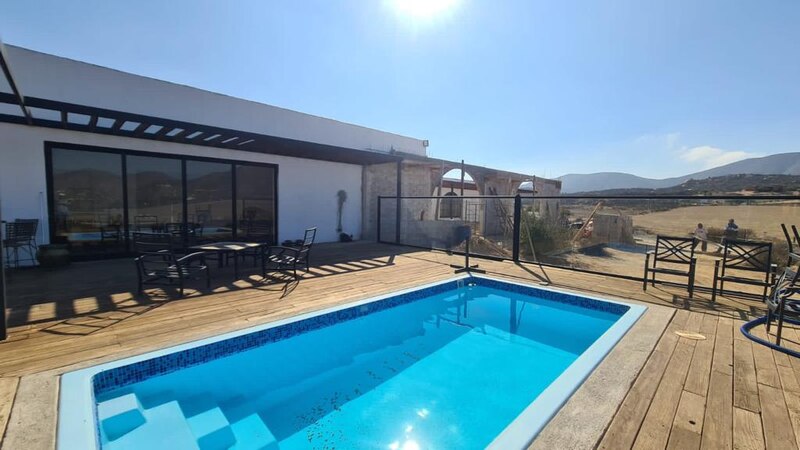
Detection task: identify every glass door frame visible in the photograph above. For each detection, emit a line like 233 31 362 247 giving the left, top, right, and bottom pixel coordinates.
44 141 279 259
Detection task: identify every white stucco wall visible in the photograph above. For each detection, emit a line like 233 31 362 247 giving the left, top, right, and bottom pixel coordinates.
0 123 362 246
4 45 427 157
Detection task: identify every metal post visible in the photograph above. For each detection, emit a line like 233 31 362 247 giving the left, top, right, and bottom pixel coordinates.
0 196 7 341
395 160 402 244
460 159 465 196
512 194 521 262
376 196 382 243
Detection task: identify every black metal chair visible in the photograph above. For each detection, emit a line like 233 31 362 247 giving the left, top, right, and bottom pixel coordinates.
2 219 39 268
133 232 210 297
711 239 776 302
782 223 800 267
764 267 800 345
643 235 698 298
262 227 316 280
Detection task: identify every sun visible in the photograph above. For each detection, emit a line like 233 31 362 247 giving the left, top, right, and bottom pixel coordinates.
392 0 458 18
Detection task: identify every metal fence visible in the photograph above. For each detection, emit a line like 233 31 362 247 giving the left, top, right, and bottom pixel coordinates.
378 194 800 296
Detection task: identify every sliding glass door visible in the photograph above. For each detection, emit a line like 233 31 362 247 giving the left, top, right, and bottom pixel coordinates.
126 155 183 234
186 160 234 243
49 148 126 256
236 165 276 243
46 144 277 259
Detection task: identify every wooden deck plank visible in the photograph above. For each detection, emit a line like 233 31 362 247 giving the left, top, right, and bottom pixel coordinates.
700 317 734 450
632 327 697 450
733 407 765 450
758 382 798 450
597 310 690 450
684 313 719 396
749 326 782 389
666 390 706 450
733 336 761 413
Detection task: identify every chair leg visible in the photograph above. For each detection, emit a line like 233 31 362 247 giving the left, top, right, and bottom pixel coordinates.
776 302 786 346
711 261 720 303
766 310 773 333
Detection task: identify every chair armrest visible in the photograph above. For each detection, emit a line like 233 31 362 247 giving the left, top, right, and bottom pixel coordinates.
646 250 655 255
266 245 301 257
177 252 207 264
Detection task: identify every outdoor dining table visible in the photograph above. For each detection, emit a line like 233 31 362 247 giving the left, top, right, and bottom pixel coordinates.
188 241 263 280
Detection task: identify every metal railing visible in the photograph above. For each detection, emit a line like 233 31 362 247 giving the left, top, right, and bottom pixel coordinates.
378 194 800 296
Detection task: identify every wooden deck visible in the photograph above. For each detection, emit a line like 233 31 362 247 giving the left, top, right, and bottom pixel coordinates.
1 241 798 449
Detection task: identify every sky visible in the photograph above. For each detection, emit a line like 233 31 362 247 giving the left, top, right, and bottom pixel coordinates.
1 0 799 179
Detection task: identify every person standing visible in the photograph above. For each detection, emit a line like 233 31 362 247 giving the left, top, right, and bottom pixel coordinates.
693 223 708 252
724 218 739 242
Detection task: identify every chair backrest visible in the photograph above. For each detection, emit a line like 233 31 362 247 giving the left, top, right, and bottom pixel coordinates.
653 235 696 265
302 227 317 249
782 224 794 254
721 239 773 273
4 219 38 242
295 227 317 262
132 232 177 256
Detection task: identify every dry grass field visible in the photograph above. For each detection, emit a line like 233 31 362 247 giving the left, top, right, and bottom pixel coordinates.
630 203 800 241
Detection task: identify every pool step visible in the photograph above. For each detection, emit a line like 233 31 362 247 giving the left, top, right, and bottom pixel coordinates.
97 393 146 440
186 406 236 450
230 413 279 450
105 400 198 450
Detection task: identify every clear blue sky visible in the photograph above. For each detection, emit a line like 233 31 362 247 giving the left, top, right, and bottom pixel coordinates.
2 0 799 179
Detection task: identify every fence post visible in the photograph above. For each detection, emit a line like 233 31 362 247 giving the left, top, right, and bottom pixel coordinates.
512 194 522 262
395 160 402 244
0 196 6 341
376 196 382 243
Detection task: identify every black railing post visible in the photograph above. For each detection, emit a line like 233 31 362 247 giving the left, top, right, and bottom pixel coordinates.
512 194 522 262
395 160 402 244
376 196 382 243
0 199 6 341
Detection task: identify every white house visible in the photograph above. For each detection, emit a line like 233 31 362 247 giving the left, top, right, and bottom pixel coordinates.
0 44 559 263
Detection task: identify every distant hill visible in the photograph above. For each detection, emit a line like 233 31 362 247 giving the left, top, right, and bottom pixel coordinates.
558 152 800 193
574 174 800 196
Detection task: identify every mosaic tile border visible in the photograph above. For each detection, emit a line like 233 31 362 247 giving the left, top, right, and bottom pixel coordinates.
93 276 629 396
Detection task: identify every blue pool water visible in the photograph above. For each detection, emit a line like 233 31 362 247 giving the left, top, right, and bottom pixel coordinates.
60 277 643 450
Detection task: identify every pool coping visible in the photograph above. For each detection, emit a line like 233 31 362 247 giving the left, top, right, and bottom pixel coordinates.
57 274 646 450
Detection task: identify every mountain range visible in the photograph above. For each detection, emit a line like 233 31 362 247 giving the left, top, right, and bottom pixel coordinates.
557 152 800 193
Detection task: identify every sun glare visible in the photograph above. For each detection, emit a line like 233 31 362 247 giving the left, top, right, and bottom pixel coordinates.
393 0 458 18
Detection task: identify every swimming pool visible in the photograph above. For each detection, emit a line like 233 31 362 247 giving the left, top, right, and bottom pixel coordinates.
59 275 645 449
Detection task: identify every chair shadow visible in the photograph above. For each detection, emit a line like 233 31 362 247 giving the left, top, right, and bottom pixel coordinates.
3 243 412 333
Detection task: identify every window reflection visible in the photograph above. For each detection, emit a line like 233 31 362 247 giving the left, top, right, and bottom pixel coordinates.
186 161 233 242
236 165 276 244
51 148 125 256
126 155 183 236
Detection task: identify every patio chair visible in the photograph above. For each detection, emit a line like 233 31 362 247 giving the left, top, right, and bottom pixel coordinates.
643 235 698 298
782 223 800 267
133 232 210 297
764 267 800 345
711 239 776 302
262 227 316 280
3 219 39 268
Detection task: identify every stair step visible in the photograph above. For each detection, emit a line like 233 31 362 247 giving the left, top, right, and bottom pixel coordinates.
186 407 236 450
230 414 279 450
104 400 198 450
97 393 146 441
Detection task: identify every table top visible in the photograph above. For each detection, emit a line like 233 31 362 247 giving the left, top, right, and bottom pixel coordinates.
189 242 263 252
